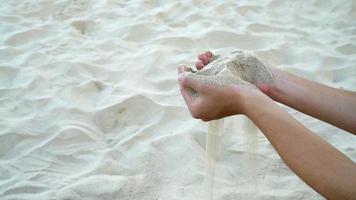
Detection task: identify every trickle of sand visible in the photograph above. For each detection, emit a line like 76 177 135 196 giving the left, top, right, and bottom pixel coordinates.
205 119 224 200
242 116 260 196
204 117 259 200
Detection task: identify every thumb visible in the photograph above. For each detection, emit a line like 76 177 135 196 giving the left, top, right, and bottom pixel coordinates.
178 72 204 92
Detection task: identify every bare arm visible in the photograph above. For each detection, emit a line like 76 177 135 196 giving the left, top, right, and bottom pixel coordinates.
179 51 356 199
245 94 356 200
261 68 356 134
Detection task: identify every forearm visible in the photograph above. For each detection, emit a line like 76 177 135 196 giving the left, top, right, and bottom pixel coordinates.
244 96 356 199
267 68 356 134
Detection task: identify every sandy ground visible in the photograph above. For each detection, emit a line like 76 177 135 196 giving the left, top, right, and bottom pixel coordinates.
0 0 356 199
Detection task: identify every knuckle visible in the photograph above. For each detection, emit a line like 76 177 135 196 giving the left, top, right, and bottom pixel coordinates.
191 113 200 119
191 111 201 119
201 118 209 122
191 108 203 119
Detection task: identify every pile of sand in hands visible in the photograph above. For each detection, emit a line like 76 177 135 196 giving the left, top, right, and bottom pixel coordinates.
179 51 274 98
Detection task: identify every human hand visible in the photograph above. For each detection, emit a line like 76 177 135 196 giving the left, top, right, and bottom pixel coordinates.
178 51 269 121
198 51 277 90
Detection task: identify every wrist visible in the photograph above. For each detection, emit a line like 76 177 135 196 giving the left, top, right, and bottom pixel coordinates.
242 90 276 118
261 67 285 100
233 85 274 116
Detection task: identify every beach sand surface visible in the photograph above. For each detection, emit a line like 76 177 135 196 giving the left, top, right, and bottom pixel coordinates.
0 0 356 199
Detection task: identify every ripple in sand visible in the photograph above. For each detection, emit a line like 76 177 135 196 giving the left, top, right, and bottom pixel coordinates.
201 31 278 50
335 43 356 55
93 95 163 135
5 28 49 47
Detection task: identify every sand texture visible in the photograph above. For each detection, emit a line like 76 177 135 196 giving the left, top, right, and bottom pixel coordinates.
205 119 225 200
1 0 356 200
180 51 273 99
182 51 273 87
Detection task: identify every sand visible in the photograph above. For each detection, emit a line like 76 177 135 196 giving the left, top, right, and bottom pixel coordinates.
205 117 259 200
179 51 273 99
196 52 270 200
1 0 356 200
205 119 225 200
182 51 273 86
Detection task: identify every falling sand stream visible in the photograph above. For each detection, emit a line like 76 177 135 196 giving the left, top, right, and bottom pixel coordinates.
205 119 224 200
205 117 258 200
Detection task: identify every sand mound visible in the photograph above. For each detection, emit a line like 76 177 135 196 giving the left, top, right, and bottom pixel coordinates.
179 51 273 99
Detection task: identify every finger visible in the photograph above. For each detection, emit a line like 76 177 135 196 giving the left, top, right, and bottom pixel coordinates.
179 84 194 110
196 60 204 70
178 74 202 117
205 51 213 58
198 53 209 64
200 54 209 65
178 73 203 92
198 53 205 60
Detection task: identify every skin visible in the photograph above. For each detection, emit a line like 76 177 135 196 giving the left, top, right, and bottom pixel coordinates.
178 51 356 200
258 67 356 134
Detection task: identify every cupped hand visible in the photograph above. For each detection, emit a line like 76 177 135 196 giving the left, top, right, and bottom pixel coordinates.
195 51 275 94
178 51 267 121
178 73 247 121
178 51 274 121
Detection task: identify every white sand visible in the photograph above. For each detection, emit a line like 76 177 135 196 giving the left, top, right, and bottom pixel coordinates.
205 119 224 200
181 51 273 88
1 0 356 199
179 51 274 101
